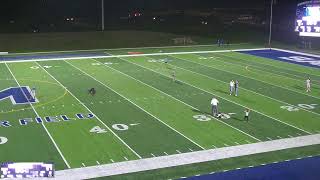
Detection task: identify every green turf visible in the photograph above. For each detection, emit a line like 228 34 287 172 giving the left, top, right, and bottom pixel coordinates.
68 58 256 148
0 46 319 178
102 144 320 180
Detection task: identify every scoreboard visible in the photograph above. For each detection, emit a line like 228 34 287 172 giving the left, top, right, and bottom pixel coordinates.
1 162 54 178
295 1 320 37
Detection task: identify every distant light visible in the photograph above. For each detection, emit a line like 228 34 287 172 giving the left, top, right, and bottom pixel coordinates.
66 18 70 21
70 17 74 21
201 21 208 25
153 17 156 20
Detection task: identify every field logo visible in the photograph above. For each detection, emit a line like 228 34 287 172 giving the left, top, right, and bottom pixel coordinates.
0 86 38 105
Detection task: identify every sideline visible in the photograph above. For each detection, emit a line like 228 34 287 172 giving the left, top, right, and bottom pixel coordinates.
6 43 250 55
51 134 320 180
0 48 268 64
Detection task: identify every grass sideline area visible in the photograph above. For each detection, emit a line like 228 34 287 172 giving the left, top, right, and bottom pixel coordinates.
100 145 320 180
0 46 319 179
0 31 219 53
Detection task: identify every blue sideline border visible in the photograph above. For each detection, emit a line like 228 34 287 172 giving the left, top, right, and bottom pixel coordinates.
238 49 320 68
188 156 320 180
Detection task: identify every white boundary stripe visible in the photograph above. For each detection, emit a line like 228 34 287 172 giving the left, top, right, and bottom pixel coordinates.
273 48 320 59
220 51 320 78
171 54 320 117
215 52 320 87
65 60 205 150
52 134 320 179
35 62 142 159
192 54 320 100
206 54 320 88
0 52 8 55
6 43 250 55
4 63 71 168
0 48 269 64
130 55 311 135
159 60 312 135
106 57 261 142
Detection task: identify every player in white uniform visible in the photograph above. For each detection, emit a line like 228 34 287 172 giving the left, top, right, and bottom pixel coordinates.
31 87 36 100
229 80 235 95
211 97 219 117
306 78 311 92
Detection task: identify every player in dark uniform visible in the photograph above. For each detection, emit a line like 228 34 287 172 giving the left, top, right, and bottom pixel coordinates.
88 88 96 96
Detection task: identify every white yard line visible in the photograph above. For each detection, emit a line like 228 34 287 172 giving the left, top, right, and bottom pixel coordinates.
7 43 250 55
64 60 205 150
53 134 320 179
273 48 320 59
0 48 269 64
125 56 311 135
216 52 320 78
95 58 261 142
4 63 71 168
171 54 320 117
192 54 320 100
35 62 142 159
161 59 314 134
203 54 320 88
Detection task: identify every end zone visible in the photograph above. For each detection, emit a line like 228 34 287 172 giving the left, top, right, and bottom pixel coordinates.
237 49 320 68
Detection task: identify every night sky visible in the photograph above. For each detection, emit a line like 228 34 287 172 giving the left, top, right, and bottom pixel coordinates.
0 0 304 21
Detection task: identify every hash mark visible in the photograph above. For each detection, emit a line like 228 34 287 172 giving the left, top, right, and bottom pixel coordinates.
212 145 217 148
124 157 128 161
277 136 282 139
189 148 193 152
96 161 100 165
234 142 240 145
164 152 169 155
288 135 293 138
245 140 251 143
110 159 114 163
151 153 155 157
224 144 229 147
176 150 182 154
297 133 302 136
267 137 272 140
81 163 86 167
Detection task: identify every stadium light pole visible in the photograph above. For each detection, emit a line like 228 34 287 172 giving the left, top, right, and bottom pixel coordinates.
101 0 105 31
268 0 274 48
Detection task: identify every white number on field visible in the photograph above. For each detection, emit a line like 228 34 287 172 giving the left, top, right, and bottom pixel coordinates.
112 124 129 131
90 126 107 134
30 65 53 69
281 104 317 111
193 115 211 121
90 123 139 134
0 137 8 145
91 62 116 66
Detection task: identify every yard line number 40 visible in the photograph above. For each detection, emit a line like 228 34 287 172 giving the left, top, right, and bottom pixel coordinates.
90 123 139 134
0 136 8 145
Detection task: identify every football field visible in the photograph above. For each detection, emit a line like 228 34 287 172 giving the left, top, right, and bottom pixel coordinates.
0 46 320 177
